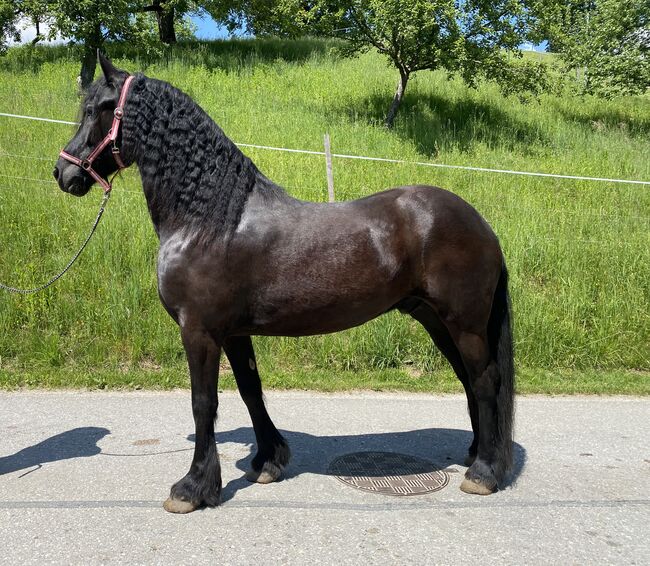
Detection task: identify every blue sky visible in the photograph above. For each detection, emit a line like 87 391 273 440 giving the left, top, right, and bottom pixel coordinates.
192 13 230 40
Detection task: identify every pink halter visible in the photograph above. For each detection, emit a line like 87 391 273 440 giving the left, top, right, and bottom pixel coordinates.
59 74 135 193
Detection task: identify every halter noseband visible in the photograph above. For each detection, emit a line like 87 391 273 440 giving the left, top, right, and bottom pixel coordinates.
59 74 135 193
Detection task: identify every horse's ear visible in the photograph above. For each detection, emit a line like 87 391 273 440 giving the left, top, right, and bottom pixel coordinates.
97 50 122 85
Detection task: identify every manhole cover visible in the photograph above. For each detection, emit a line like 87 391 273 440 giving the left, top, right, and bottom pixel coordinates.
328 451 449 496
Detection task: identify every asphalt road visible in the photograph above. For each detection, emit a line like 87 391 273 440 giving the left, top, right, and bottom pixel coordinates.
1 391 648 565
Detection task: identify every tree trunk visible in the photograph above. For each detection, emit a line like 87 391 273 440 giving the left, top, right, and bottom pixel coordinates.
79 24 102 90
80 47 97 90
143 1 177 44
384 69 409 128
31 18 41 45
145 0 177 44
158 4 177 44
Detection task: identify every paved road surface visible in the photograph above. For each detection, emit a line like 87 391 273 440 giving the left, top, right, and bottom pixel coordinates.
1 391 648 565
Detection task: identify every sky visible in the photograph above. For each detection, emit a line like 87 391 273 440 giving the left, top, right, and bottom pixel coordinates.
192 13 232 40
10 13 545 51
8 13 228 45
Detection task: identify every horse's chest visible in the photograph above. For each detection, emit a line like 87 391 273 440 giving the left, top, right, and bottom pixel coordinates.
156 235 226 310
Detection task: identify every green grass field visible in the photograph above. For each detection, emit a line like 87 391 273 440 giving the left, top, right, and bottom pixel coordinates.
0 39 648 393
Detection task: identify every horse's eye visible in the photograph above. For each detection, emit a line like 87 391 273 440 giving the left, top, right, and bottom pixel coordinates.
85 107 95 119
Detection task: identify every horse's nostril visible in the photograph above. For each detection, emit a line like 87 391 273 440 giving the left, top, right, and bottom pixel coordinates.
53 167 60 181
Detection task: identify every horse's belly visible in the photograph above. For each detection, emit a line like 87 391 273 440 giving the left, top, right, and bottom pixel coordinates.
249 302 393 336
247 276 409 336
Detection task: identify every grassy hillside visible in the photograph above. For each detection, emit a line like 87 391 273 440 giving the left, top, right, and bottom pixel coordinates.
0 40 648 392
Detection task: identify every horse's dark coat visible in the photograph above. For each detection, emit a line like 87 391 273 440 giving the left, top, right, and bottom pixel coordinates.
54 54 515 511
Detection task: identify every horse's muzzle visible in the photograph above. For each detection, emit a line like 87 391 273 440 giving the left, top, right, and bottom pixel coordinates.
54 159 92 196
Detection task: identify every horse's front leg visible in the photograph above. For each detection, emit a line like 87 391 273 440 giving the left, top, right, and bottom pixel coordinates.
224 336 290 483
164 325 222 514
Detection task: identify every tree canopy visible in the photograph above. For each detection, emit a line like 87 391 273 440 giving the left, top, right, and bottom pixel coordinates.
1 0 199 86
535 0 649 96
52 0 157 86
214 0 548 126
0 2 20 54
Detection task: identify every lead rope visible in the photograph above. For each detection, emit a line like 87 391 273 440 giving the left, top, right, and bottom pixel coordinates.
0 190 111 294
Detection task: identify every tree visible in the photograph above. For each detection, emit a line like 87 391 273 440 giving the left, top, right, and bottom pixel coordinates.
39 0 192 88
142 0 177 43
47 1 143 87
202 0 318 36
141 0 199 44
21 0 51 44
214 1 547 127
535 0 649 96
335 1 469 127
2 0 199 86
0 1 20 54
0 0 51 52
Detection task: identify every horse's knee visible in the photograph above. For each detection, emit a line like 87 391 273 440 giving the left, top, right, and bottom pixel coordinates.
191 394 218 420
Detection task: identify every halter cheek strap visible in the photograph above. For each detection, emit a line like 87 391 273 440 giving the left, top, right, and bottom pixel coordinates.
59 74 135 193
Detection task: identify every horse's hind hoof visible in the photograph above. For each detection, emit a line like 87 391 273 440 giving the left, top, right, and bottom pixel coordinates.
245 461 283 484
163 497 198 514
461 458 497 495
460 478 495 495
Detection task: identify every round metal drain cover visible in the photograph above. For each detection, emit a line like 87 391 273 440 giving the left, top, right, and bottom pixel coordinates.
328 451 449 496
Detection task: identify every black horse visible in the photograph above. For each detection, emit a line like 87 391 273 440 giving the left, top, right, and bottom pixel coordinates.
54 54 515 513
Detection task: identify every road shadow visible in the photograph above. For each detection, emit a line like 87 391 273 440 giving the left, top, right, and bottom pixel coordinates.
206 427 527 503
0 427 110 477
334 91 547 157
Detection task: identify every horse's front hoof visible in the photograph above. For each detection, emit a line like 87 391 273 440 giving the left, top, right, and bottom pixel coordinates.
165 467 222 513
459 478 495 495
163 497 198 514
245 461 283 484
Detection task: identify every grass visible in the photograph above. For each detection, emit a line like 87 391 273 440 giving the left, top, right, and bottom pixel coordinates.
0 364 647 395
0 39 648 393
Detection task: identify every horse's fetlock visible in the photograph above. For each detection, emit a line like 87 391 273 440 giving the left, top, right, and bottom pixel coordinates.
170 467 223 509
249 435 291 484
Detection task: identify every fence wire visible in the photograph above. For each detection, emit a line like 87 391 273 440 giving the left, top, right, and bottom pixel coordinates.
1 111 649 186
1 111 648 250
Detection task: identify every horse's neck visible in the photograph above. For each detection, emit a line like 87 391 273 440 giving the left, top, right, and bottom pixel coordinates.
125 79 260 239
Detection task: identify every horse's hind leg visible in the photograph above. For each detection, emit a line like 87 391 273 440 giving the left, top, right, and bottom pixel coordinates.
452 329 504 495
403 300 479 465
164 325 222 514
224 336 290 483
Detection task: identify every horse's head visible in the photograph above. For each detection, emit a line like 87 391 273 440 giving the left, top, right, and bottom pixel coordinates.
53 52 130 196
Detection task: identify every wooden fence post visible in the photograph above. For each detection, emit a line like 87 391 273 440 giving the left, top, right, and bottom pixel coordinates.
324 133 335 202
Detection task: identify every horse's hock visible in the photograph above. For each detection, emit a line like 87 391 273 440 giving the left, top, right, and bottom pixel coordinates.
328 451 450 496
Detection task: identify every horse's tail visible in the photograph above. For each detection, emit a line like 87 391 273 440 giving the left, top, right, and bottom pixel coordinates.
487 261 515 484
